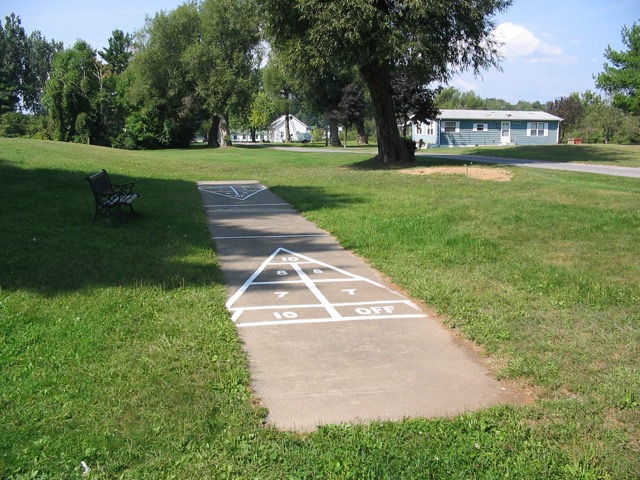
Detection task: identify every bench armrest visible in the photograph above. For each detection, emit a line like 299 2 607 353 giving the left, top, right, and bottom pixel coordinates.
112 182 135 194
94 191 121 202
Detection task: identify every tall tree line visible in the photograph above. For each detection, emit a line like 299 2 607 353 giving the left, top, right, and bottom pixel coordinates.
1 5 639 152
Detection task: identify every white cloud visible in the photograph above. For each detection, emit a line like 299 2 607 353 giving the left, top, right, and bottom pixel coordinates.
493 22 564 62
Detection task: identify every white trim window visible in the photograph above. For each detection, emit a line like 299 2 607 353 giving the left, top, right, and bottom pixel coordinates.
527 122 548 136
443 121 460 133
425 122 435 135
473 123 489 132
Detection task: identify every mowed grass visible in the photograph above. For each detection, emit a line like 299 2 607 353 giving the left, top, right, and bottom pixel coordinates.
1 138 639 478
424 143 640 167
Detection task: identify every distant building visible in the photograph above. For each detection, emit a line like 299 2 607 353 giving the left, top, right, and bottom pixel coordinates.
412 109 563 148
268 115 311 143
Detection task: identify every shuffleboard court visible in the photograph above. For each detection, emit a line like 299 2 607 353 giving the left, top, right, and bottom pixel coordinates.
198 180 526 430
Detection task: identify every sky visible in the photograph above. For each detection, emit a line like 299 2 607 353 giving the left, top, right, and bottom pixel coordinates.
4 0 640 104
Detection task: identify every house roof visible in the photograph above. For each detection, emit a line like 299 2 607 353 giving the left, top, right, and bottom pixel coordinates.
269 114 308 130
438 109 562 122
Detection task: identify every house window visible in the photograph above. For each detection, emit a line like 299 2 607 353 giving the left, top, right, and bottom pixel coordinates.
416 123 422 135
528 122 547 136
443 121 459 133
425 122 435 135
473 123 489 132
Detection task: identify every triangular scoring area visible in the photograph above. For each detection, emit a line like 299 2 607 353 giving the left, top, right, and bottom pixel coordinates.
226 247 427 328
198 183 267 200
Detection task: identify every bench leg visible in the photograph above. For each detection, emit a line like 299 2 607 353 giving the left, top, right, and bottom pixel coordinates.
92 202 137 224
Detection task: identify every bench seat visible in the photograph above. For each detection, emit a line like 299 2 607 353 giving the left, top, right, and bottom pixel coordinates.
87 169 140 223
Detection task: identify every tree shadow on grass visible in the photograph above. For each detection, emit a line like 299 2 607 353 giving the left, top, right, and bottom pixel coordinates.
0 160 223 296
268 184 366 212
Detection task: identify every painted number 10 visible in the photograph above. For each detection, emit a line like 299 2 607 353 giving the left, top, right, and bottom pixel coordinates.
273 311 298 319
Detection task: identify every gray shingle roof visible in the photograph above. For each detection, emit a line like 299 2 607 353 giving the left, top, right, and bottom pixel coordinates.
438 109 562 121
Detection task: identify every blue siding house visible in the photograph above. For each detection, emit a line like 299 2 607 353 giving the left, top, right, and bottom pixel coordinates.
412 109 563 148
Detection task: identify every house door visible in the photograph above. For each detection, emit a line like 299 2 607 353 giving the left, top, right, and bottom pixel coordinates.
501 121 511 145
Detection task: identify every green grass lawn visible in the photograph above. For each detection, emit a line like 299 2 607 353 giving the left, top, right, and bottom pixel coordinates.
424 143 640 167
1 138 639 478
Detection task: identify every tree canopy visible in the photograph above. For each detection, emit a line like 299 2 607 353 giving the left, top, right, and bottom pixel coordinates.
547 94 584 143
43 41 101 143
7 1 639 149
0 14 61 114
260 0 511 162
99 29 133 75
595 21 640 116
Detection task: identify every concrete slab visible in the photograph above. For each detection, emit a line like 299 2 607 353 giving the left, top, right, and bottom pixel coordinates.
198 181 526 431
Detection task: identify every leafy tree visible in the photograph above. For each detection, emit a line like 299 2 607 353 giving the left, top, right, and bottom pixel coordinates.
0 14 61 115
99 29 133 74
595 21 640 116
124 4 201 148
262 59 296 143
514 100 544 111
22 31 63 114
122 0 261 149
616 113 640 143
393 73 439 137
96 30 135 144
0 14 27 113
187 0 262 147
328 83 367 146
484 97 513 110
295 65 358 147
260 0 511 162
581 91 623 144
547 94 584 143
43 41 101 143
248 91 277 141
0 112 28 136
436 88 486 110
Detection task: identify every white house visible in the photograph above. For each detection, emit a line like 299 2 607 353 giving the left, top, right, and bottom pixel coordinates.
268 115 311 143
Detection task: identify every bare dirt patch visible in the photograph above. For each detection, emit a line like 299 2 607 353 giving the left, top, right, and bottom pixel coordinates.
401 166 514 181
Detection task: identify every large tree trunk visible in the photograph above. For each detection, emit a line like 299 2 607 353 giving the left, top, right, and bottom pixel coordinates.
284 113 292 143
219 113 232 147
357 118 369 145
207 114 232 147
208 116 220 147
329 119 342 147
360 63 414 163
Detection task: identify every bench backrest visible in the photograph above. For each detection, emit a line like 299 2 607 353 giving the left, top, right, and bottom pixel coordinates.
87 170 113 196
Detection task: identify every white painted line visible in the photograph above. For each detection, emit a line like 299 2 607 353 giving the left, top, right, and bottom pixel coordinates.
231 303 328 312
270 261 314 265
213 234 330 240
229 299 416 312
225 249 281 309
276 247 402 296
198 184 267 201
226 247 413 325
237 313 428 328
204 203 290 208
292 263 342 319
252 278 380 285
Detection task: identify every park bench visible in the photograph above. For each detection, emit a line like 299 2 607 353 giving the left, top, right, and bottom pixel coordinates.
86 169 139 223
